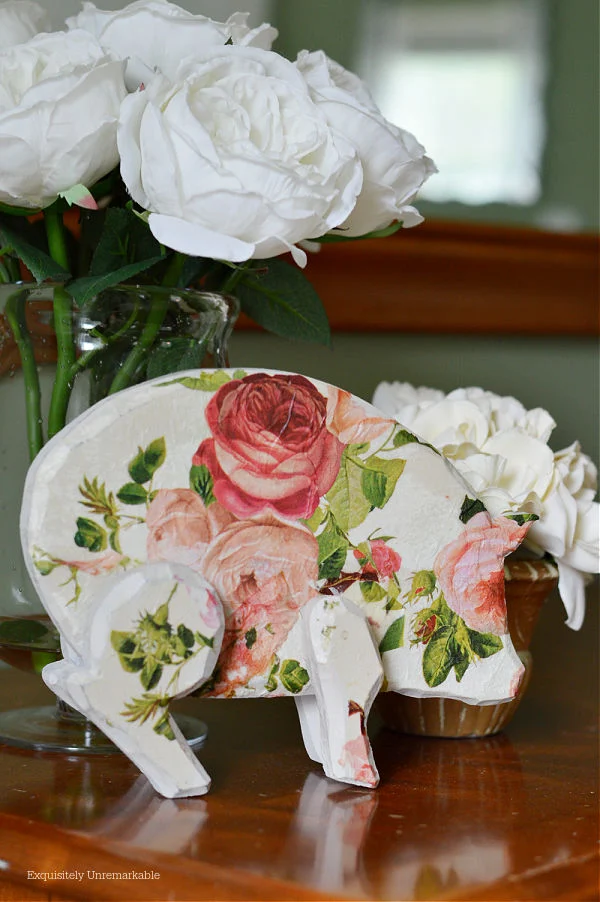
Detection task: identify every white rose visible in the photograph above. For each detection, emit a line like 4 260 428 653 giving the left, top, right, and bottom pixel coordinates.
0 1 49 50
118 46 363 266
373 380 599 629
0 30 126 209
296 50 436 236
68 0 277 90
528 442 599 629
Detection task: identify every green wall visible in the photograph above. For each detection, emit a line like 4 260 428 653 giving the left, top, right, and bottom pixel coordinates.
231 331 599 464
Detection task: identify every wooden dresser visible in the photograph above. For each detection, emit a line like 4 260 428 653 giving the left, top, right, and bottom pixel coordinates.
0 586 597 902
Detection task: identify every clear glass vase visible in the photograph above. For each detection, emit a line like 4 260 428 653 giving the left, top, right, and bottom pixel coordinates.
0 282 238 752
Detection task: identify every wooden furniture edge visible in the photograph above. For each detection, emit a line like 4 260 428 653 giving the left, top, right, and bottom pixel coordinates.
439 850 600 901
237 221 599 336
0 812 342 902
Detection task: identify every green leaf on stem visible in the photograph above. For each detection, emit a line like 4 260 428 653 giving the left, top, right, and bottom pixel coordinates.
146 336 209 380
88 207 162 275
68 257 164 306
236 258 331 345
0 220 70 282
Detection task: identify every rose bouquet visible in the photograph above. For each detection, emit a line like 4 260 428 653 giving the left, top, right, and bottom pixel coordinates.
373 382 600 630
0 0 435 461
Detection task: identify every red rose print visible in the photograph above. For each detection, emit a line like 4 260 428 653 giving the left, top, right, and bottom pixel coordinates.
434 512 530 635
193 373 344 519
354 539 401 579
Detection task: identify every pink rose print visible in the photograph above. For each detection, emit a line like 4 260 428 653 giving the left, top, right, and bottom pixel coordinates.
202 516 319 695
61 550 123 576
146 488 234 571
434 512 530 635
354 539 401 579
341 735 378 787
327 387 395 445
193 374 344 520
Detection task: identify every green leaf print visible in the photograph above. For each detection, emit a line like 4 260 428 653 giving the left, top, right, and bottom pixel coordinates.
128 437 166 484
280 659 310 694
504 512 539 526
74 517 107 553
317 518 349 580
141 660 163 691
265 656 280 692
361 455 405 508
160 370 233 392
361 469 387 508
379 617 405 654
189 464 216 506
422 625 455 688
467 629 504 658
453 641 470 683
326 449 371 532
359 581 387 603
459 495 487 524
392 429 420 447
116 482 148 505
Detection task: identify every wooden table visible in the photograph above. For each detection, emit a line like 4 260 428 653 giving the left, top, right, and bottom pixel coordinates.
0 587 597 902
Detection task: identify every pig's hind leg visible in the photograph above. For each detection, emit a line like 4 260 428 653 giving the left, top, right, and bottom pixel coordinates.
300 595 384 788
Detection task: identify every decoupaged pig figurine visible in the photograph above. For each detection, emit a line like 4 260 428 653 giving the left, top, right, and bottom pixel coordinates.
21 370 530 797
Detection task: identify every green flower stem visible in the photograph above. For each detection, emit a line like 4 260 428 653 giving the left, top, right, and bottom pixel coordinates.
44 205 76 439
4 288 44 459
67 295 142 381
44 203 69 272
162 251 186 288
47 283 76 439
107 290 169 395
221 263 249 294
106 252 184 397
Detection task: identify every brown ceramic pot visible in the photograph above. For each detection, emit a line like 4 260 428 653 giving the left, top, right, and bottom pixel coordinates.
377 558 559 738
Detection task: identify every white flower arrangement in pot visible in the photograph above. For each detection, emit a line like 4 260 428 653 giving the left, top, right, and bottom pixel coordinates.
373 383 599 629
372 382 599 737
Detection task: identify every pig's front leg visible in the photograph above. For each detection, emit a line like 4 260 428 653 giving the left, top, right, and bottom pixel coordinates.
300 595 384 788
42 562 224 799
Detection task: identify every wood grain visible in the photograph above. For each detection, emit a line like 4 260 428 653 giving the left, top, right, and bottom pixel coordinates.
0 584 597 901
294 221 600 335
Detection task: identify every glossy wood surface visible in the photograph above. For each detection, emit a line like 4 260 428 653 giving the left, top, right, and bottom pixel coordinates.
0 586 597 902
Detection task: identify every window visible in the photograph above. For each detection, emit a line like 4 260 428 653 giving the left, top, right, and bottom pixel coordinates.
358 0 547 206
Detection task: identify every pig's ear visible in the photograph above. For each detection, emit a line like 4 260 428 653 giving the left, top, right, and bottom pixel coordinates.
42 562 224 798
